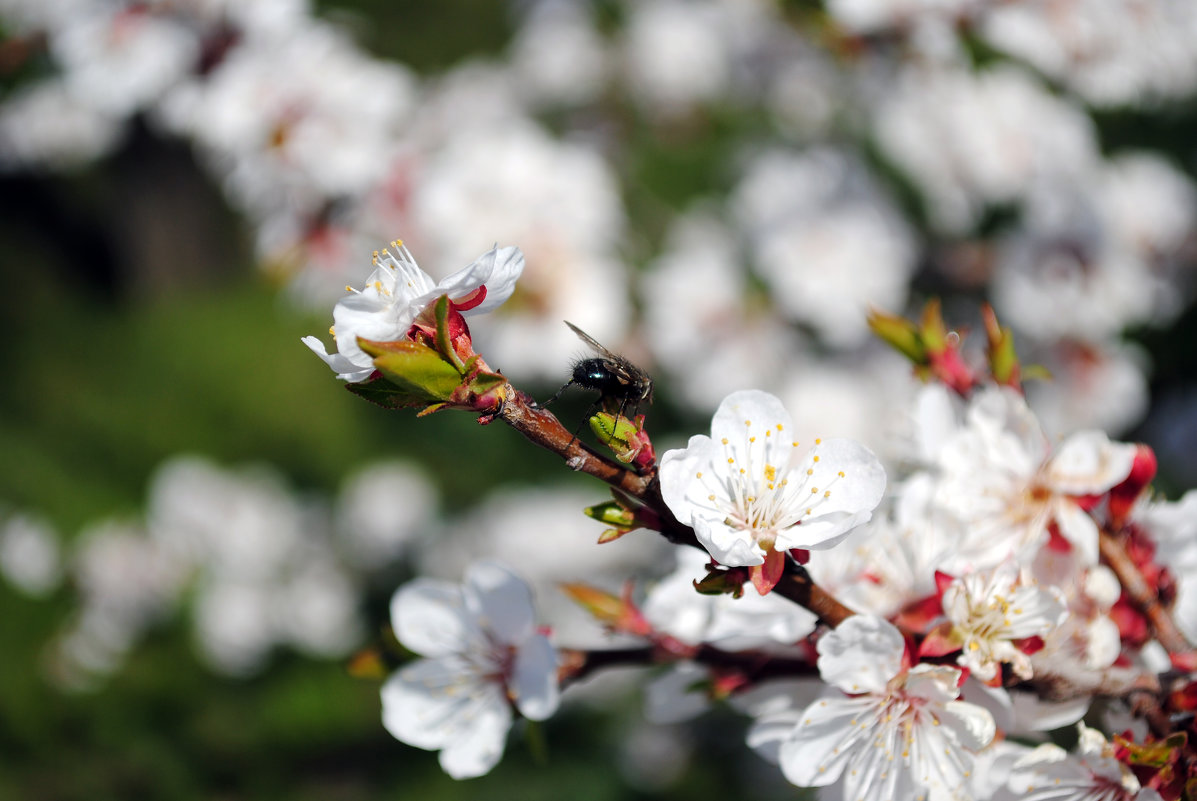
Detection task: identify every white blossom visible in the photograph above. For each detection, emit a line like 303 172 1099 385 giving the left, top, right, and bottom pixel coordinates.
979 0 1197 107
940 562 1068 682
806 473 961 619
50 5 199 117
932 387 1136 570
874 64 1097 233
731 147 915 348
641 209 802 413
381 561 559 779
1009 723 1164 801
0 80 124 170
659 390 886 588
335 461 437 568
748 615 996 801
301 241 524 382
0 511 62 596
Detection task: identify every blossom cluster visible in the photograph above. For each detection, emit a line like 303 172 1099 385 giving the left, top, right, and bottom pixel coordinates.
284 238 1196 801
4 0 1197 796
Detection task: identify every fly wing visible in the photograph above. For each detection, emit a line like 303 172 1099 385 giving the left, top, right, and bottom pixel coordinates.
563 320 620 361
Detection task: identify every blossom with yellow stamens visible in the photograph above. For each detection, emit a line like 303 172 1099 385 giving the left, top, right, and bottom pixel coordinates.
302 240 524 382
659 389 886 594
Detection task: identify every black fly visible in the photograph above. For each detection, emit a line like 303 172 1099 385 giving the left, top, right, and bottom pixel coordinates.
545 321 653 420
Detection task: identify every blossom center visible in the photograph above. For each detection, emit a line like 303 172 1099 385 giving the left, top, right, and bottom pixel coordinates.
693 423 845 550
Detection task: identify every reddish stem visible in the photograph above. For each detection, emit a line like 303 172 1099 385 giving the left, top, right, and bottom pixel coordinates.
1099 525 1192 655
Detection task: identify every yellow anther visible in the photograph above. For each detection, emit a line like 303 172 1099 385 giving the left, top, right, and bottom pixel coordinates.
708 494 715 501
807 468 814 476
749 436 756 443
745 419 752 426
811 487 819 494
815 438 822 444
764 465 777 482
824 491 830 498
328 326 335 336
813 455 820 463
696 471 703 478
727 458 734 464
721 438 729 445
838 471 845 478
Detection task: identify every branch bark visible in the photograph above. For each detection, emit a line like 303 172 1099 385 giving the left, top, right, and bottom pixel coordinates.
1099 526 1192 655
498 387 651 498
557 644 818 688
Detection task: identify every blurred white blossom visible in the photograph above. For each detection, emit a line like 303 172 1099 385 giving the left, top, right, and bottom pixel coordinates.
0 511 62 596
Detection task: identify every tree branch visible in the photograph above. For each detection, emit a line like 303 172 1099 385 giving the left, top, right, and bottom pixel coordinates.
498 387 651 498
1099 525 1192 655
557 644 818 688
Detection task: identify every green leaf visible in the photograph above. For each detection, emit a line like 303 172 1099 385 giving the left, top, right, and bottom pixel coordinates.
867 307 926 362
358 338 461 401
345 374 427 410
584 500 634 528
467 370 506 396
433 295 465 372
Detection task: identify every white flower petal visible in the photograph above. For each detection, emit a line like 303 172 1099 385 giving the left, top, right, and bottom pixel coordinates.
1053 500 1100 566
1009 691 1091 734
817 615 904 695
777 694 874 787
511 634 559 721
390 578 471 657
941 700 997 752
776 438 886 550
1047 430 1136 494
645 662 715 724
463 561 536 645
710 389 795 442
659 434 717 527
300 336 374 382
693 517 765 566
436 689 513 779
381 656 485 749
903 664 965 706
436 245 525 314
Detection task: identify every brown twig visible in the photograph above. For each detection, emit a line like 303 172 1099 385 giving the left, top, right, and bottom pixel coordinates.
774 567 857 628
557 644 817 688
498 387 651 498
1099 526 1192 655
